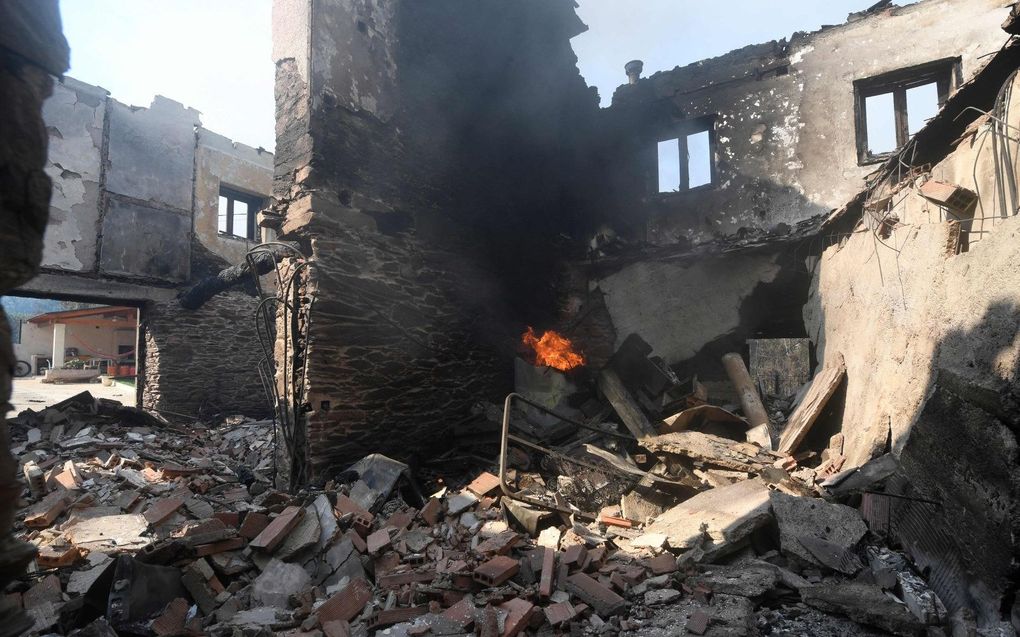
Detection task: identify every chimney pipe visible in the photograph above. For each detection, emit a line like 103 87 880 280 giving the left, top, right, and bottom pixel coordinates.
625 60 644 85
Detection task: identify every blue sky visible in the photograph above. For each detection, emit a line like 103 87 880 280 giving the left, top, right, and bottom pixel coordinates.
59 0 896 152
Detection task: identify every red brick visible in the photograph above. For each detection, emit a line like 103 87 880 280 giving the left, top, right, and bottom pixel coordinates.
586 546 607 570
213 511 241 527
497 598 534 637
345 529 367 553
193 536 246 556
539 547 555 599
442 596 476 629
384 509 414 530
474 530 520 557
376 569 435 588
36 544 79 568
24 490 71 528
238 511 270 540
143 497 186 525
335 494 372 521
151 597 189 636
544 601 576 626
600 514 633 529
473 555 519 587
565 572 626 616
687 609 710 635
366 529 391 554
419 497 442 525
367 606 426 630
562 544 587 570
316 577 372 624
352 514 372 538
249 506 304 552
643 552 677 575
466 472 501 497
609 572 627 593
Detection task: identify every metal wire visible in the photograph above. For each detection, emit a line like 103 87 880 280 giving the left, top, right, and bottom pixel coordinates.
245 242 317 492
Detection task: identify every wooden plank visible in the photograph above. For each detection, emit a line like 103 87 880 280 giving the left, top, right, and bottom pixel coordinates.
597 368 656 439
778 354 846 455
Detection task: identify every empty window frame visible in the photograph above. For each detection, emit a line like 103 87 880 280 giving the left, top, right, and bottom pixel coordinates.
854 58 959 164
217 186 263 240
656 117 716 193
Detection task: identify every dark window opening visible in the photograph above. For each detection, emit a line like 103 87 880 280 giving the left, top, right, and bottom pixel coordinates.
656 116 716 193
217 186 264 240
854 58 959 164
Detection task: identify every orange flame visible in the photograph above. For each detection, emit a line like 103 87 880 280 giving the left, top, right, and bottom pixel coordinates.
522 327 586 371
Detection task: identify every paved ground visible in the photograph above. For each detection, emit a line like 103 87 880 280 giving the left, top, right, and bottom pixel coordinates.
9 377 136 413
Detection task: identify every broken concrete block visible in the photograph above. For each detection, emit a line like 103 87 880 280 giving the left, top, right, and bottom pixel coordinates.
252 558 312 608
769 491 866 570
646 479 772 558
66 514 149 552
801 582 926 636
644 588 681 605
686 563 779 598
275 505 321 560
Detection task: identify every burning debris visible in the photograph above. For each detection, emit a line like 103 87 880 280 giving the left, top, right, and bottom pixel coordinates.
521 328 586 372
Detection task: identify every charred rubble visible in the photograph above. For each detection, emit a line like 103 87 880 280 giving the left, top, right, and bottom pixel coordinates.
3 0 1020 636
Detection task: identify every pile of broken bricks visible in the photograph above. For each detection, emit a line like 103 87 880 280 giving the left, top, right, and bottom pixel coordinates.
5 389 972 636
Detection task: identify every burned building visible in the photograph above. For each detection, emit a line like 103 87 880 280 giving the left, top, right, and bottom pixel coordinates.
2 0 1020 635
12 77 276 419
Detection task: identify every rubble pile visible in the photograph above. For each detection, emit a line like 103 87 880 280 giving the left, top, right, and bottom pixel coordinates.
5 334 977 637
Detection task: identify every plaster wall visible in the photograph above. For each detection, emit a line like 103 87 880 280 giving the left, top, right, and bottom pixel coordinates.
40 78 106 272
604 0 1010 247
597 252 781 363
194 128 275 264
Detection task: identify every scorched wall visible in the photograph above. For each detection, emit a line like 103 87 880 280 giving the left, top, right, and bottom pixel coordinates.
272 0 599 480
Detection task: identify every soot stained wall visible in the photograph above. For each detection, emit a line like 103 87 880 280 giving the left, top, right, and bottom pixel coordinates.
273 0 599 478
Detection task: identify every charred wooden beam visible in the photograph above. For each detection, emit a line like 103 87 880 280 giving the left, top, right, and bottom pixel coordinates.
178 247 287 310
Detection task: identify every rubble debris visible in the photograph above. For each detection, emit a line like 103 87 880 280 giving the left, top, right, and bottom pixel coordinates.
801 582 927 636
769 491 867 572
5 388 968 637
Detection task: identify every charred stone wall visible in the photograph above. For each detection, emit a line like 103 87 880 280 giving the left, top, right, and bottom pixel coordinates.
141 290 268 420
272 0 599 478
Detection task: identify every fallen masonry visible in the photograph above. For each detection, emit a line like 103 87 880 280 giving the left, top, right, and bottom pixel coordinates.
4 387 970 637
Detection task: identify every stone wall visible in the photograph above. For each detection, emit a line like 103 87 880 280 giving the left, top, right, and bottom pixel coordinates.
272 0 599 479
142 290 268 419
